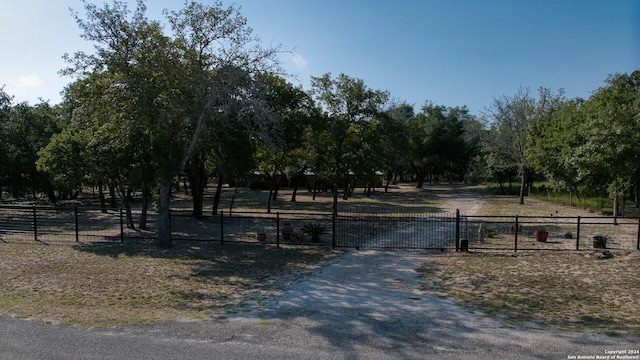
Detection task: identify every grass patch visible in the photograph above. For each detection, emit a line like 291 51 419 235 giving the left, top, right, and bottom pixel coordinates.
487 181 639 217
418 251 640 335
0 241 338 327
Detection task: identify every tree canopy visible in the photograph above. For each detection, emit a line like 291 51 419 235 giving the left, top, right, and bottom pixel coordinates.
2 1 638 245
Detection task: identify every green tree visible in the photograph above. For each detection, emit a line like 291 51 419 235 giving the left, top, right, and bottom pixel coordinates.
310 73 389 209
526 89 585 196
484 88 535 204
379 102 412 191
2 100 63 200
61 0 282 246
253 74 315 212
461 114 486 183
406 103 469 188
60 0 183 227
572 71 640 215
0 86 14 199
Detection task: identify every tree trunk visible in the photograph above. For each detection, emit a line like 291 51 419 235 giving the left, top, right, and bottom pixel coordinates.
229 183 239 215
272 182 279 200
139 184 150 230
343 174 358 200
290 167 306 202
413 164 427 188
384 167 396 193
98 182 107 213
212 173 224 216
267 167 281 213
157 179 172 248
115 179 135 229
519 171 526 205
188 155 207 219
312 176 318 200
123 198 135 229
365 185 373 196
109 182 117 208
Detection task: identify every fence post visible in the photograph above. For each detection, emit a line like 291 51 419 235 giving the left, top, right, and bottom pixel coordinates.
75 206 79 242
514 215 519 253
276 212 280 248
332 212 336 250
455 209 460 252
33 205 38 242
576 216 581 251
220 210 224 246
119 208 124 243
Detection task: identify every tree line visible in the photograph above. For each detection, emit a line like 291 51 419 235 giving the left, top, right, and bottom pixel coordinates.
1 0 638 246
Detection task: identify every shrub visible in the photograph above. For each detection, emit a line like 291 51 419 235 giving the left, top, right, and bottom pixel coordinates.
485 228 498 238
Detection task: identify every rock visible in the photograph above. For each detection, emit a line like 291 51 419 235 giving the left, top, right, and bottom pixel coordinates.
586 249 614 260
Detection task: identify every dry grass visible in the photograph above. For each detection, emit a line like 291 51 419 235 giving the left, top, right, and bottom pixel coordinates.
203 185 442 214
418 193 640 336
419 251 640 335
0 241 338 327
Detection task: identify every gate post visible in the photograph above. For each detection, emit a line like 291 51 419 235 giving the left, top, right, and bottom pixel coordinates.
576 216 581 251
220 211 224 246
332 212 336 250
514 215 519 253
119 208 124 243
276 212 280 248
33 205 38 242
455 209 460 252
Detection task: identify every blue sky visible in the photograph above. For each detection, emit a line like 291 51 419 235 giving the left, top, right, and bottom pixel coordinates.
1 0 638 115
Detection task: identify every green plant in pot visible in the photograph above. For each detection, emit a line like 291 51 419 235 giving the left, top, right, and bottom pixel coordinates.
301 223 328 243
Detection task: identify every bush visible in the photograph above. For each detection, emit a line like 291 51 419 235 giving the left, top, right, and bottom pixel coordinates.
485 228 498 238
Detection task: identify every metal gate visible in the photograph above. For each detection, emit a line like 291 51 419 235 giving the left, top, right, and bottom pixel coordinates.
334 211 466 251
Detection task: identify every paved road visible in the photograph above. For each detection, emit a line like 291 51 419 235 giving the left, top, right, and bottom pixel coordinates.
1 250 637 360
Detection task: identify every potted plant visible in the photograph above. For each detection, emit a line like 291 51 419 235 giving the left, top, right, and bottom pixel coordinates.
535 229 548 242
301 223 328 243
593 235 607 249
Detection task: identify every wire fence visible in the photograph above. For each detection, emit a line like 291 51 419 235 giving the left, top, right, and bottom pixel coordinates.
334 212 461 251
1 205 639 252
465 215 640 252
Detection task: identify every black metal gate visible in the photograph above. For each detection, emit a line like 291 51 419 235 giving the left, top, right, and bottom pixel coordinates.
334 211 466 251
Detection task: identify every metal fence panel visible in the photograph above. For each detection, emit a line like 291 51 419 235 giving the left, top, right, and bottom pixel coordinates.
334 212 459 251
0 205 638 252
0 205 36 243
466 215 640 251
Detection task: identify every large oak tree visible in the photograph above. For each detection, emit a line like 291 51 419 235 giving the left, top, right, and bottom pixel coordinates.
59 0 283 247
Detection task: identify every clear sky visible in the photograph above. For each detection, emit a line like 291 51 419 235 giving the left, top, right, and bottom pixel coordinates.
1 0 638 115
